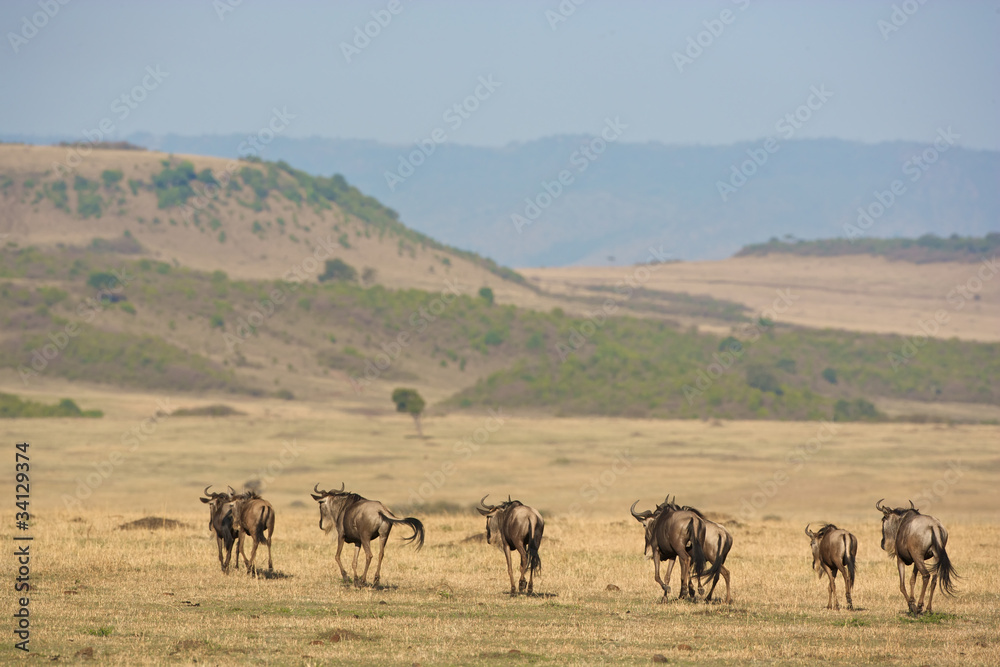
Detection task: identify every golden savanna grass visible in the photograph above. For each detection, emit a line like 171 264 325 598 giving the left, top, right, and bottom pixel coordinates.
521 255 1000 342
2 400 998 665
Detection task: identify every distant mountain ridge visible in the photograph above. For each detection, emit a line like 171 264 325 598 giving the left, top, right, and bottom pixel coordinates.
5 133 999 267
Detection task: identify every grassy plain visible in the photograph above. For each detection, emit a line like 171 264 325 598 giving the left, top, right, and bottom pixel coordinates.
2 397 998 665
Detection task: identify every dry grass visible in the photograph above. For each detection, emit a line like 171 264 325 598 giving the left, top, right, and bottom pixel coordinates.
2 402 998 664
521 255 1000 342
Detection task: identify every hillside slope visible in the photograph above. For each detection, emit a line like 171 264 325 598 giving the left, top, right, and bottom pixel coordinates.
120 134 1000 266
0 143 532 302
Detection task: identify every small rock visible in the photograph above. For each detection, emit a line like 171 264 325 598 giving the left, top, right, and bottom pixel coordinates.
606 584 621 591
508 649 521 655
677 644 693 651
652 654 668 663
309 640 324 645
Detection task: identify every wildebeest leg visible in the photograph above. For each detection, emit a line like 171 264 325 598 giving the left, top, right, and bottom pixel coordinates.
503 546 517 596
372 530 390 586
826 566 839 610
677 553 691 600
705 566 725 603
926 573 938 614
913 557 932 614
265 524 273 571
351 545 362 587
237 531 250 573
659 557 674 598
359 538 375 586
217 536 228 573
898 560 916 613
837 561 853 611
334 537 349 583
515 543 529 593
246 536 260 576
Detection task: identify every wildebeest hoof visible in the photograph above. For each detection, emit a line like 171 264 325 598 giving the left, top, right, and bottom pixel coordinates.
519 580 527 592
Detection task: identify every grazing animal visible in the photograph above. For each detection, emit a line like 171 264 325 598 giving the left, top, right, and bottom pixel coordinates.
231 489 276 575
630 498 712 601
877 499 958 614
311 483 424 587
477 495 544 595
804 523 858 610
667 499 733 604
199 486 238 573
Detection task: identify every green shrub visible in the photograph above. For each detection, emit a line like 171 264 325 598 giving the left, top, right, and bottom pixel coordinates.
318 258 357 283
101 169 124 188
822 367 838 384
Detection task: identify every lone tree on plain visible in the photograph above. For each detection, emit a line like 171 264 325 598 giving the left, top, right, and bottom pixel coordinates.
392 388 425 437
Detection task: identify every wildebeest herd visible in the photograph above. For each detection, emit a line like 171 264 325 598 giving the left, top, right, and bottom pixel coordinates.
198 485 958 615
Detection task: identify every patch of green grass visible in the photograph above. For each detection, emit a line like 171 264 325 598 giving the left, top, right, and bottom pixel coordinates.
85 626 115 637
833 617 869 627
900 611 959 624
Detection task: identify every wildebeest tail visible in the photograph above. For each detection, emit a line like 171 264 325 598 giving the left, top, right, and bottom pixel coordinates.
380 512 425 551
844 533 857 587
527 517 543 576
256 505 273 545
687 519 708 577
930 526 958 596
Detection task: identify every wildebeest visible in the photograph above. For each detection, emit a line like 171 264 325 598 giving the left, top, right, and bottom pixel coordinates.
231 489 276 575
804 523 857 610
667 499 733 604
630 498 713 601
311 483 424 587
199 486 238 573
876 499 958 614
477 495 544 596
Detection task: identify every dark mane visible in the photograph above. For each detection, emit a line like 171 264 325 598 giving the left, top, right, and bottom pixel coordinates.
681 505 706 519
332 491 366 503
814 523 839 538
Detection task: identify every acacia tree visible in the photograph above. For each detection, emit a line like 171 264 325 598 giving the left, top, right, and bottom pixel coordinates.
392 388 426 437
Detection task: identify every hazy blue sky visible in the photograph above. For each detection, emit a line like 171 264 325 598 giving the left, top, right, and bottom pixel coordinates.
1 0 998 149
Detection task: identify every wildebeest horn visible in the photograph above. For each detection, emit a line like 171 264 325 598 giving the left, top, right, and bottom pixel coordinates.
338 482 345 493
908 499 915 510
311 483 328 500
204 485 213 497
875 498 889 513
805 523 815 537
228 485 236 495
630 500 652 521
477 494 498 515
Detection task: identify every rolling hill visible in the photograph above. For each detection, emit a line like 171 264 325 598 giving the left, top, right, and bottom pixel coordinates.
106 133 1000 267
1 143 998 423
